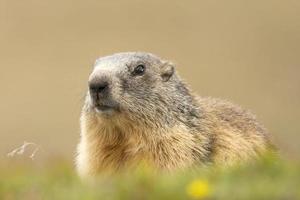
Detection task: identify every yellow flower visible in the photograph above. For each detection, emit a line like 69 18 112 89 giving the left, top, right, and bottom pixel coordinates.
186 179 211 199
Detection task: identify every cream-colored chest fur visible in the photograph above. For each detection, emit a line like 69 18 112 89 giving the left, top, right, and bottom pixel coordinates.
76 113 210 177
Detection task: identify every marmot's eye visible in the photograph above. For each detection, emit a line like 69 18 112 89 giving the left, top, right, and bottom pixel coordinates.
132 64 145 76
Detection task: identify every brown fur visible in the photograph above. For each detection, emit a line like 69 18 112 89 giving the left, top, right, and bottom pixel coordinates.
76 52 274 178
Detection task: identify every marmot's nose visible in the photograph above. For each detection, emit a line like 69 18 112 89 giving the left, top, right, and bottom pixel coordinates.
89 80 109 97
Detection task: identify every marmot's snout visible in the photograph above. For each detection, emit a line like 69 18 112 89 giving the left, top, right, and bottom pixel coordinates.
89 79 109 99
88 71 119 114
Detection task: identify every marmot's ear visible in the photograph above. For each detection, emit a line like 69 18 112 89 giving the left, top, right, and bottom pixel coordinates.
161 61 174 82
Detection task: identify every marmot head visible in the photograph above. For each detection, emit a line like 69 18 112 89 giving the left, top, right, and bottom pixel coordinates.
85 52 197 128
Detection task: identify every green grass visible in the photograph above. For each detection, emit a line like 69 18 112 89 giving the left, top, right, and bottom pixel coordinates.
1 157 300 200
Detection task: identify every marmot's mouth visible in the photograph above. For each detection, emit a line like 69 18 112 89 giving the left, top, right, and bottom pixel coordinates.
94 103 119 114
96 105 113 111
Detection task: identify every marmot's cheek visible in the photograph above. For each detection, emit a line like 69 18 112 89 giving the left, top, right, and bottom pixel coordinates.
109 85 126 102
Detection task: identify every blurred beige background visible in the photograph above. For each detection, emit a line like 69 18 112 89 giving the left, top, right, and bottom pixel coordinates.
0 0 299 162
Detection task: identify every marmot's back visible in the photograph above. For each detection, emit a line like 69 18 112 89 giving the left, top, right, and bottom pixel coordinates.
197 97 273 164
76 52 275 177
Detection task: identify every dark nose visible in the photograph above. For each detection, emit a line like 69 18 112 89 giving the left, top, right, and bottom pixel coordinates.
89 80 109 98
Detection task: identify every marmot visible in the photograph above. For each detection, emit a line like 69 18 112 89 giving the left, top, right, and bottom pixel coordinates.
76 52 274 177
